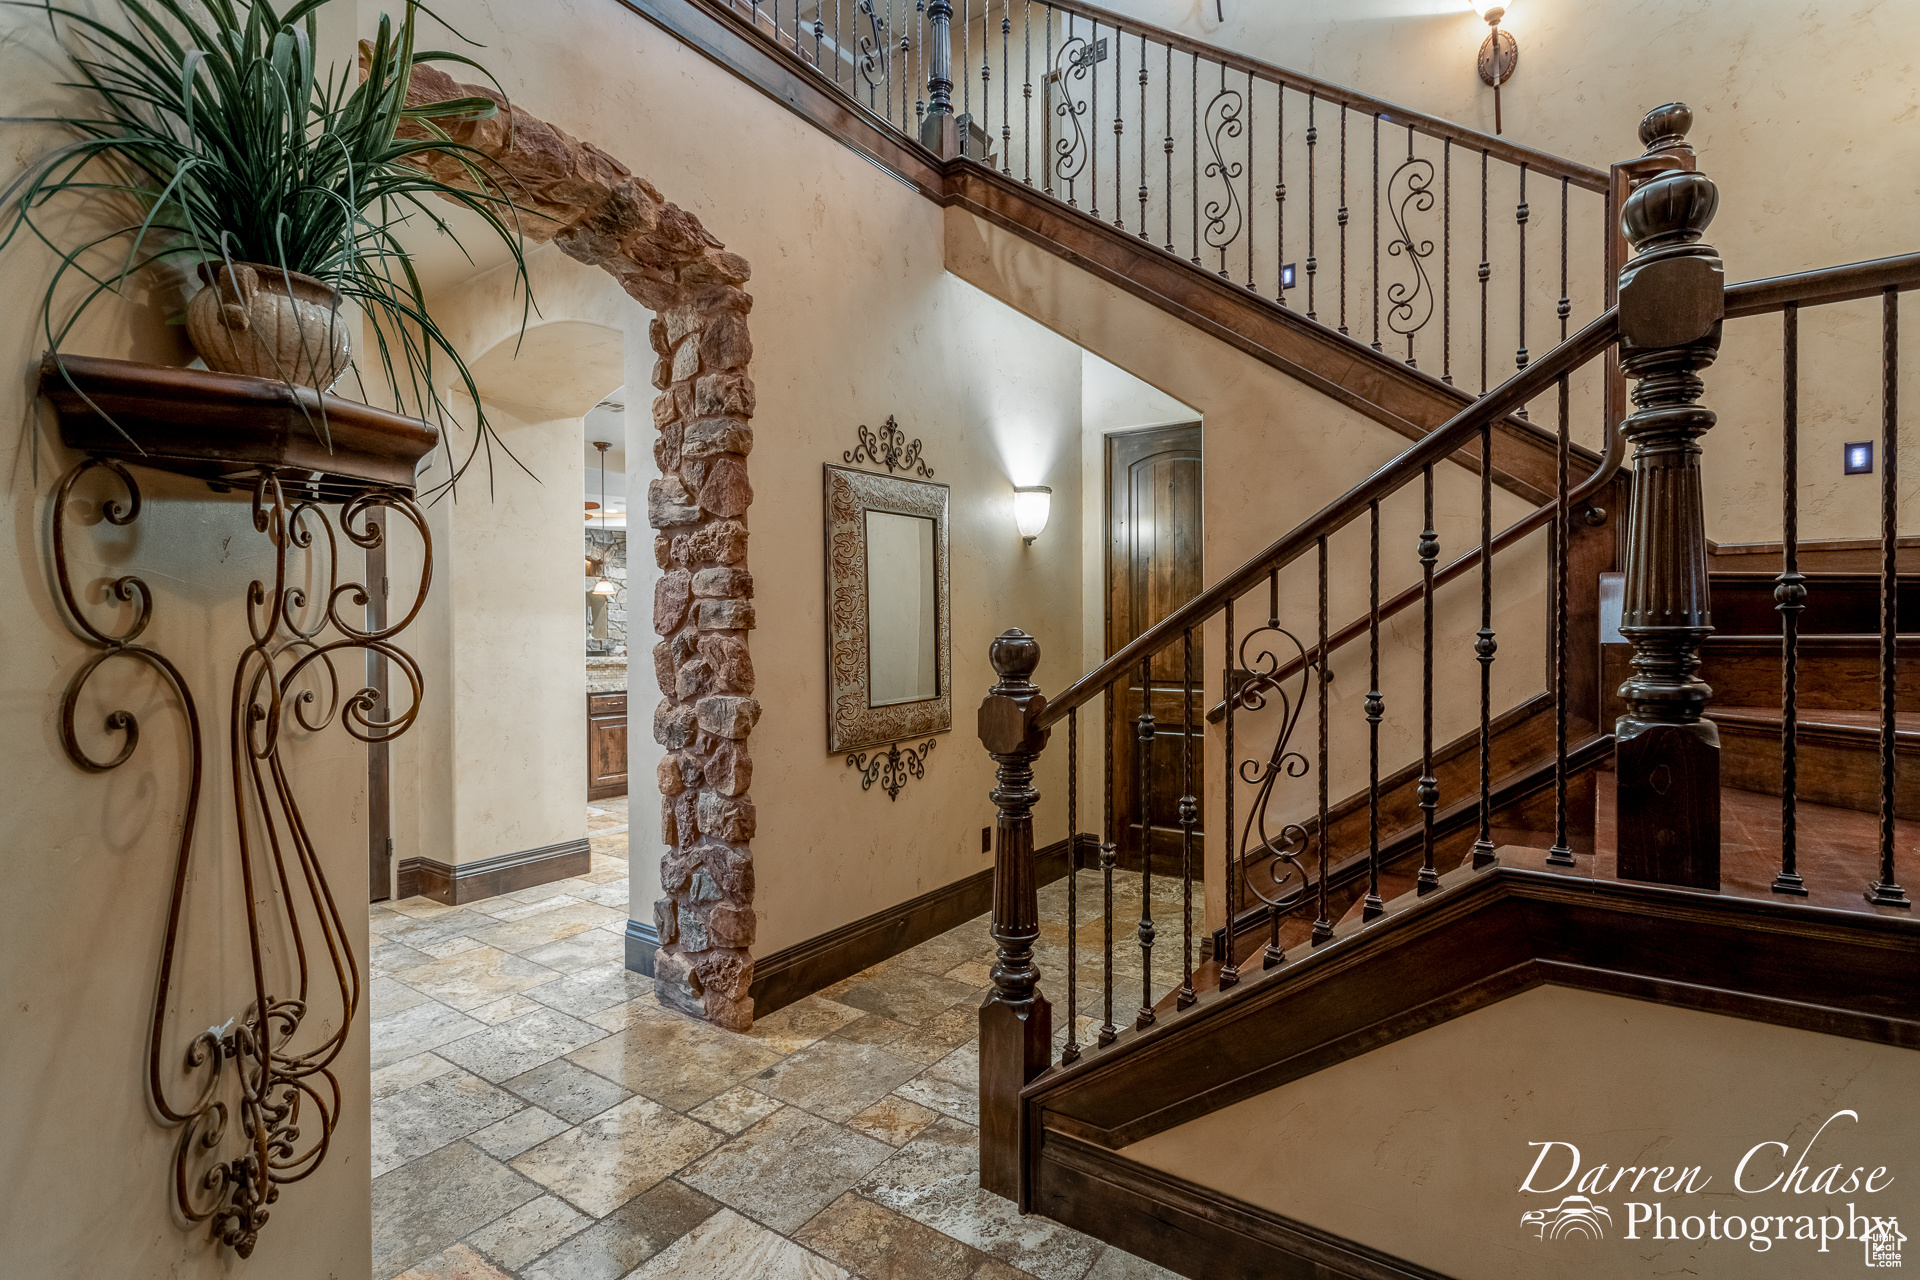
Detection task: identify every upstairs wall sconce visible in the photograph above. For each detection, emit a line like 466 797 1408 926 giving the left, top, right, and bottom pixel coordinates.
1014 485 1052 546
1473 2 1518 136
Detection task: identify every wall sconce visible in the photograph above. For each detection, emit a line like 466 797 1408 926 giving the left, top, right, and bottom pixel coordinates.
1473 2 1518 136
1014 485 1052 546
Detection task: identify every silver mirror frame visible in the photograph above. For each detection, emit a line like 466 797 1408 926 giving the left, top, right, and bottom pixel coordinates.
824 463 952 753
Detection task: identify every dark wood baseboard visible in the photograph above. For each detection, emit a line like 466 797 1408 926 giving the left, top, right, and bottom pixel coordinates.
626 919 659 978
396 838 591 906
1033 1130 1453 1280
743 836 1083 1017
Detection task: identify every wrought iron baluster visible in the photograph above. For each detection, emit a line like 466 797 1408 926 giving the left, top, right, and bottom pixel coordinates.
1245 69 1256 291
1190 52 1199 266
900 0 911 132
1135 655 1156 1028
1869 288 1911 909
1220 597 1239 989
1337 109 1348 335
1202 60 1244 279
1163 43 1173 251
1178 629 1197 1009
1306 92 1317 321
889 0 899 129
1417 465 1440 893
1050 15 1089 206
1363 501 1384 920
1442 141 1451 384
1558 176 1571 342
1042 6 1052 197
1473 419 1497 867
1773 304 1807 895
1111 27 1123 228
1370 113 1381 351
1276 87 1286 305
1137 35 1148 237
1516 163 1530 383
1261 569 1285 968
1088 17 1097 219
1313 536 1333 943
1547 372 1574 865
835 0 842 85
961 0 969 143
1001 0 1011 173
1064 707 1081 1060
1385 123 1436 369
814 4 824 72
1100 683 1117 1043
1022 0 1031 184
1479 149 1490 393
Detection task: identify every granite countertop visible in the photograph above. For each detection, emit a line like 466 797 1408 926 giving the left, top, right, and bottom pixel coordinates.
587 655 628 695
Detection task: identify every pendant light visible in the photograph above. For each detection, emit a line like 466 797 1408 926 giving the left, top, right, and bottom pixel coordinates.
590 440 617 596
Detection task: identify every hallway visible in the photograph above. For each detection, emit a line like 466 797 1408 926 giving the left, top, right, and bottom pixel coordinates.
369 801 1176 1280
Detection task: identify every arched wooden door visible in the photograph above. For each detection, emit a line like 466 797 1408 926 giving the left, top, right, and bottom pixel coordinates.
1106 423 1204 874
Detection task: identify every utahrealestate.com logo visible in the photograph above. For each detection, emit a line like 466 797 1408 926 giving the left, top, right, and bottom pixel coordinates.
1515 1110 1903 1265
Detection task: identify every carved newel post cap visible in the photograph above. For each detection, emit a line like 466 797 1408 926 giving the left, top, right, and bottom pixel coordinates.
1637 102 1694 154
1622 169 1719 254
988 628 1041 689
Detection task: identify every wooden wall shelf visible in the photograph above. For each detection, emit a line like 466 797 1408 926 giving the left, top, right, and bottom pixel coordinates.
39 353 438 497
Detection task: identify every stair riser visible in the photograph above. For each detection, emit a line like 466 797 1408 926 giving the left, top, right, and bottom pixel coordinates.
1717 720 1920 819
1697 640 1920 713
1710 575 1920 636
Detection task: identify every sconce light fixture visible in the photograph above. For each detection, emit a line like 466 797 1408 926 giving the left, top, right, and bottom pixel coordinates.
1473 2 1518 136
590 440 618 595
1014 485 1052 546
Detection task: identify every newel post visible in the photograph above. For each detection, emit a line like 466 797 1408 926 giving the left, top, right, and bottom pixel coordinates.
1613 103 1724 889
921 0 960 157
977 628 1053 1203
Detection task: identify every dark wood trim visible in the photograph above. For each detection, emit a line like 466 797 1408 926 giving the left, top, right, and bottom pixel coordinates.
626 918 659 978
1033 1129 1456 1280
396 838 591 906
1030 853 1920 1154
1709 535 1920 574
747 836 1082 1016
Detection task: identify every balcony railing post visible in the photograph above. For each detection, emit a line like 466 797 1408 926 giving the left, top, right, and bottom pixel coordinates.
977 627 1053 1203
922 0 960 156
1613 103 1724 890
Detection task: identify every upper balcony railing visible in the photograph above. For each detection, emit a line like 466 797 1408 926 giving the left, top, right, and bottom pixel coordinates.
712 0 1613 404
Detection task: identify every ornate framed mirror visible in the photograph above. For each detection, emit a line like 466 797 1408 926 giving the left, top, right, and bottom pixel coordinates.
824 464 952 753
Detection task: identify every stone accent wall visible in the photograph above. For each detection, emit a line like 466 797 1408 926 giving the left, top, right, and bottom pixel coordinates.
585 528 628 655
402 61 760 1028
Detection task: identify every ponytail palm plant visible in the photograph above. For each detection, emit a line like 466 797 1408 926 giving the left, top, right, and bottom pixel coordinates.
2 0 537 492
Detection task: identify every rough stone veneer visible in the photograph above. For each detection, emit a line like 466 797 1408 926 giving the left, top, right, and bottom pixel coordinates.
402 61 760 1028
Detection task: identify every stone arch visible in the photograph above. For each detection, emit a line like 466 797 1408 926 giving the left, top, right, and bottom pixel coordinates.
404 62 758 1029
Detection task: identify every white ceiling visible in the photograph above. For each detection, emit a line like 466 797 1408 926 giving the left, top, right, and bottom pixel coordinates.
584 388 629 529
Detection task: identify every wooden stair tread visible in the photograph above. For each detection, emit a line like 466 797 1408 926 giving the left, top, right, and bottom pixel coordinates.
1713 705 1920 737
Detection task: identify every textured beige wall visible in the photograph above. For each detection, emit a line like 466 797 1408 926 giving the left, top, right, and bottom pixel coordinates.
1125 986 1920 1279
1089 0 1920 544
0 7 373 1274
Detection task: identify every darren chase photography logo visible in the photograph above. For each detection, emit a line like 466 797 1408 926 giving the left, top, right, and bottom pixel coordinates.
1515 1110 1902 1266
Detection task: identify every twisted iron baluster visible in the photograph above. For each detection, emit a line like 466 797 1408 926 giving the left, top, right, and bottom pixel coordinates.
1472 419 1498 868
1773 304 1808 895
1001 0 1011 173
1306 92 1317 321
1163 42 1173 252
1547 372 1575 865
1516 163 1530 387
1479 149 1490 393
1276 86 1286 304
1868 288 1911 909
1088 17 1097 219
1189 51 1199 265
1100 682 1118 1043
1417 465 1440 893
1337 109 1348 335
1442 140 1451 384
1137 34 1148 236
1022 0 1031 184
1370 112 1381 352
1111 27 1123 228
1558 176 1571 342
1245 68 1256 291
1312 536 1333 944
1363 500 1384 919
1064 708 1082 1060
1135 655 1155 1028
1178 629 1197 1009
1042 6 1052 197
1220 598 1240 989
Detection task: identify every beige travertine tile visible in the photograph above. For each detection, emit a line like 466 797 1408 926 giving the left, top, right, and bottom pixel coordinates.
391 1242 516 1280
587 992 662 1033
744 995 867 1054
893 1040 980 1127
395 946 560 1012
372 1052 460 1101
688 1085 785 1136
469 901 626 954
436 1007 608 1083
747 1039 926 1124
845 1096 939 1148
566 1010 783 1111
794 1192 1014 1280
681 1107 893 1234
464 1195 590 1271
468 993 547 1026
373 1070 526 1176
519 1179 718 1280
510 1095 722 1217
373 1143 541 1278
625 1208 848 1279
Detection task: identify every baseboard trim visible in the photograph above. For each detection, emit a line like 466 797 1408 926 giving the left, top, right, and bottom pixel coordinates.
1034 1129 1453 1280
626 919 660 978
743 835 1083 1017
397 838 592 906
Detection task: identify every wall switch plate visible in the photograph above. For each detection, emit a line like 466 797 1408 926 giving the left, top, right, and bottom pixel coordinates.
1846 441 1874 475
982 825 992 854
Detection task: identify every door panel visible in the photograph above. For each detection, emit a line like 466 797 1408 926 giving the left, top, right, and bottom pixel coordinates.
1107 424 1204 875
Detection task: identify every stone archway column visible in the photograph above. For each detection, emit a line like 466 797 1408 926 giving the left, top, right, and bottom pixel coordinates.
401 62 760 1028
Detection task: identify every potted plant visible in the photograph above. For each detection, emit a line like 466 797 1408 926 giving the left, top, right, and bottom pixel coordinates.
2 0 535 488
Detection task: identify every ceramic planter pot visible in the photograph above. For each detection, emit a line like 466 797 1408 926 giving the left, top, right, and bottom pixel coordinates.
186 261 351 391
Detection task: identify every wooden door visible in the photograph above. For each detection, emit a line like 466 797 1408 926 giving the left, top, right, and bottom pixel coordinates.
1107 424 1204 874
587 692 629 800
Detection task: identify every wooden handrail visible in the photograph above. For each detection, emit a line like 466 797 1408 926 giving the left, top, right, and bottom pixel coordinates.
1724 251 1920 317
1035 305 1624 729
997 0 1610 191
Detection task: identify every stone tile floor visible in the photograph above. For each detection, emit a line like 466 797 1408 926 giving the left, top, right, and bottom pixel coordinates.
372 795 1183 1280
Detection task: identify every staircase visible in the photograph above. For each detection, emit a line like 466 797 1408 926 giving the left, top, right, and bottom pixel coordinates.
629 2 1920 1274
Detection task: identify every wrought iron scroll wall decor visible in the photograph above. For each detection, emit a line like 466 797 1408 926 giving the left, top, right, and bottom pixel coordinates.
50 455 430 1258
847 737 937 800
843 413 935 477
